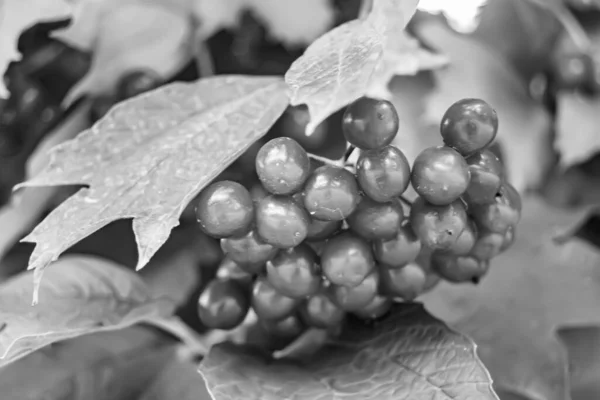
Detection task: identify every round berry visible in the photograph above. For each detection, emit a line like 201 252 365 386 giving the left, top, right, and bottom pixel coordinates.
321 231 375 287
463 150 504 205
252 276 298 321
500 226 516 252
443 220 477 256
277 105 329 151
470 231 504 260
117 69 162 100
260 314 304 339
330 270 379 311
221 229 278 273
301 292 345 329
431 253 490 283
342 97 399 150
196 181 254 238
440 98 498 155
266 244 321 299
470 184 521 234
306 218 342 241
216 256 254 286
347 197 403 240
411 146 470 205
373 220 422 268
197 279 250 330
256 195 310 248
503 183 522 213
352 295 392 320
356 145 411 202
255 137 311 195
379 263 427 301
303 165 360 221
250 182 269 205
409 197 468 250
552 52 595 91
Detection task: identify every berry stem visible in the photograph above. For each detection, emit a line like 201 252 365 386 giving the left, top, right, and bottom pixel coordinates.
195 35 216 76
398 195 413 207
308 153 345 168
358 0 373 20
343 144 356 162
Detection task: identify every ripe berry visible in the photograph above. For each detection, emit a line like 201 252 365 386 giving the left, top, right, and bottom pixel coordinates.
503 183 522 213
410 197 468 250
379 263 427 301
321 231 375 287
266 244 321 299
352 296 392 320
255 137 311 195
443 220 477 256
500 226 516 252
356 145 411 203
252 276 298 320
197 279 250 330
260 314 304 340
330 270 379 311
470 231 504 260
411 146 470 205
196 181 254 238
373 220 421 267
440 98 498 156
463 150 504 205
256 195 310 248
552 52 595 91
431 253 490 283
221 229 278 273
301 291 345 329
306 218 342 241
216 256 254 286
276 105 329 151
342 97 399 150
303 165 360 221
470 184 521 234
347 197 403 240
117 69 162 100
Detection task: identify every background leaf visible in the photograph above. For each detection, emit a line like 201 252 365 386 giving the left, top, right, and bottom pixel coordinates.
422 197 600 400
285 0 419 134
557 326 600 400
0 0 71 97
0 254 175 367
199 303 499 400
18 75 289 299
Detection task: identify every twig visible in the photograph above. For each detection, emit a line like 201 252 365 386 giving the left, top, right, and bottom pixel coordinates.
343 145 356 162
194 35 215 77
398 195 413 206
308 153 345 168
358 0 373 20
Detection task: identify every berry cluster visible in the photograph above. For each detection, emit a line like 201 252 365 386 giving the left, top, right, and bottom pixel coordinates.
194 96 521 345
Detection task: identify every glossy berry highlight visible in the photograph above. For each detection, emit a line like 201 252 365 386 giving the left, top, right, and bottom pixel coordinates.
342 97 399 150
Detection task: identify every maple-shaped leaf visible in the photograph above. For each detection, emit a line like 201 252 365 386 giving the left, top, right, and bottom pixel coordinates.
418 20 553 192
18 75 289 301
285 0 429 134
0 0 71 97
55 1 192 104
422 197 600 400
199 303 499 400
0 255 176 368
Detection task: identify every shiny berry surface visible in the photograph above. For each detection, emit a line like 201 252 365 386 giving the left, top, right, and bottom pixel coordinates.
431 253 490 283
306 218 342 241
373 221 422 268
463 149 504 205
443 220 477 256
266 244 321 299
260 314 304 339
356 145 411 203
470 184 521 234
197 279 250 330
410 197 468 250
303 165 360 221
470 231 504 260
252 276 298 321
330 270 379 311
500 226 516 252
321 231 375 287
196 181 254 238
342 97 399 150
347 197 403 240
352 295 392 320
411 146 470 205
256 195 310 248
216 256 254 286
255 137 311 195
221 229 278 273
440 98 498 156
117 69 162 100
301 292 345 329
379 263 427 301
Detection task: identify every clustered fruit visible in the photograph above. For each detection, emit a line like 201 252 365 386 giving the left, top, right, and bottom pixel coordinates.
194 96 521 347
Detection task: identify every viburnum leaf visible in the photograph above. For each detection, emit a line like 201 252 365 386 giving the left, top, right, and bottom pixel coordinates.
199 303 499 400
55 1 192 104
0 0 71 97
285 0 432 134
18 75 289 301
0 255 176 368
422 196 600 400
419 20 553 192
556 94 600 167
